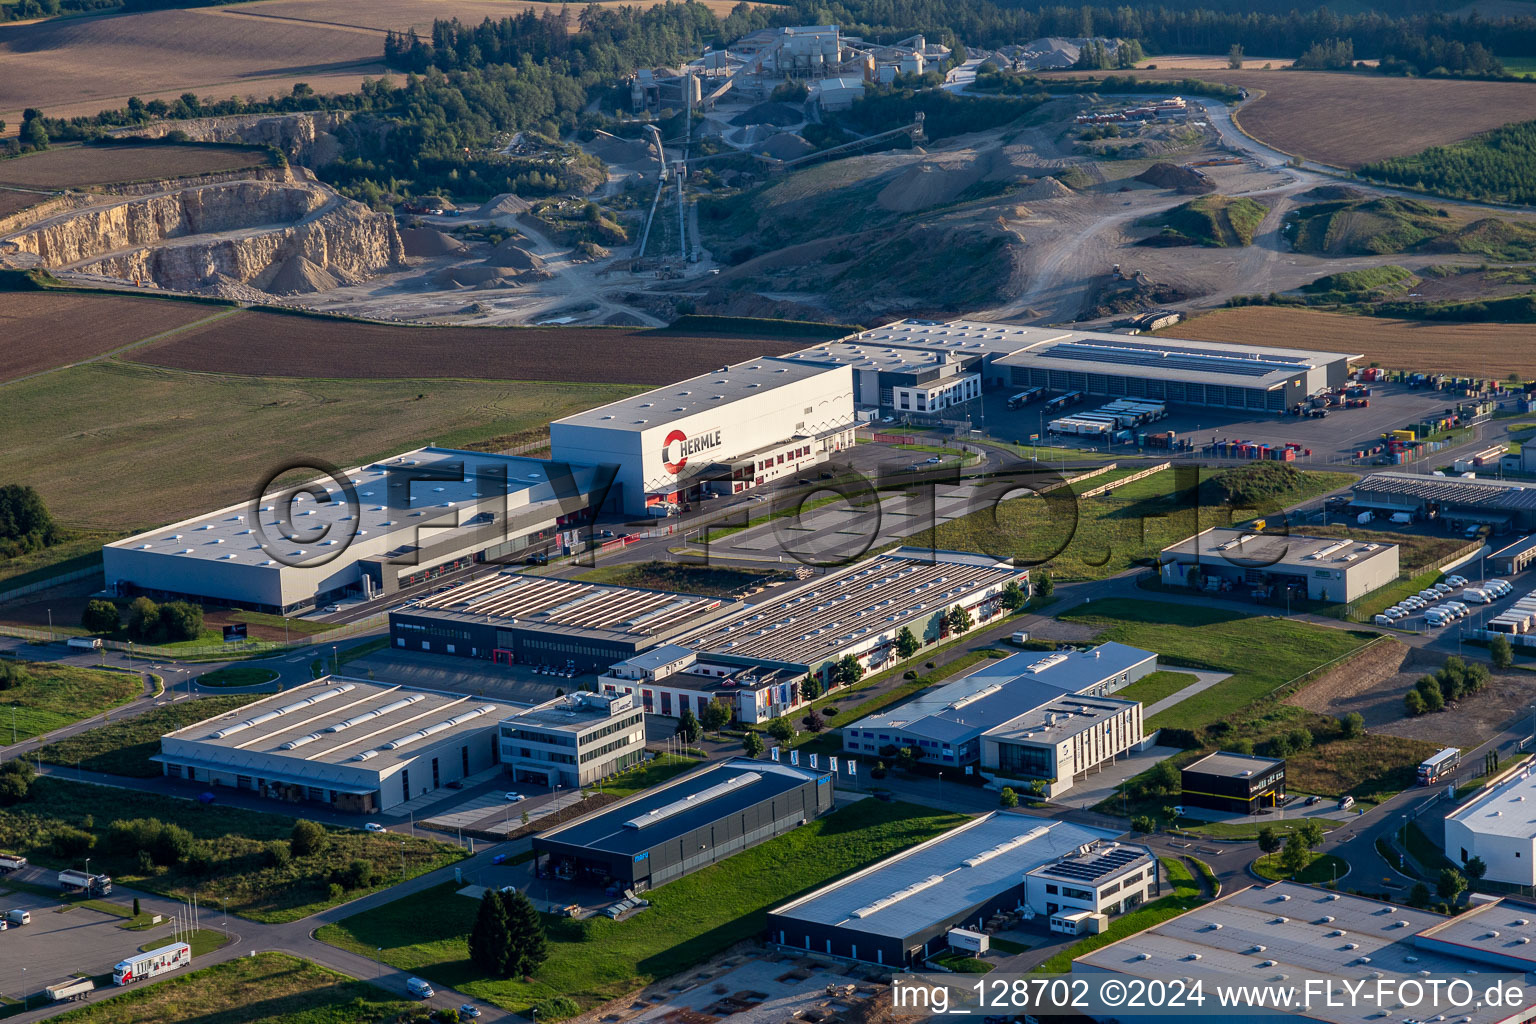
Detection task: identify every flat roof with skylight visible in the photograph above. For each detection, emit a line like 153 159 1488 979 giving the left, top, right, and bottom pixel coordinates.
549 357 845 430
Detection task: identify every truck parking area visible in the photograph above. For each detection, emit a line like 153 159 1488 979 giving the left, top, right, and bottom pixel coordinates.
0 885 168 1006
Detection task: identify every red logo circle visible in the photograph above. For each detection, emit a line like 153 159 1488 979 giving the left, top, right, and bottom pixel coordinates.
662 429 689 474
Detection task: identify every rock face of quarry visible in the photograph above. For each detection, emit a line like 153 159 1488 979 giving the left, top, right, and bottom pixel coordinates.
1 179 403 296
113 111 351 166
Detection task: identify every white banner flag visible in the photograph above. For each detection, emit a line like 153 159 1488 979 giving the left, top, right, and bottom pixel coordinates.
848 759 857 775
964 764 973 776
790 749 800 766
829 756 838 773
770 746 780 762
809 753 819 769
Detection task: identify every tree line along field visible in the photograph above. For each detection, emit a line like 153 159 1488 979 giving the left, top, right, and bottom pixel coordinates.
1166 305 1536 378
316 799 969 1017
0 142 274 189
1050 67 1536 168
37 953 412 1024
0 777 465 922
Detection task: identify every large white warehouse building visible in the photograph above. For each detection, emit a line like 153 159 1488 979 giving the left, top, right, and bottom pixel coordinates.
103 447 602 614
1445 766 1536 886
549 357 857 515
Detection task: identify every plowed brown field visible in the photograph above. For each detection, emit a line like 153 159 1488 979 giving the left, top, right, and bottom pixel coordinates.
1167 306 1536 377
0 143 272 188
0 291 225 383
1049 67 1536 167
129 309 816 383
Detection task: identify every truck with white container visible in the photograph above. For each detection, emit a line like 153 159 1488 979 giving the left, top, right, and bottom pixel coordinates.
0 853 25 873
45 979 95 1003
58 868 111 896
66 637 102 651
113 942 190 985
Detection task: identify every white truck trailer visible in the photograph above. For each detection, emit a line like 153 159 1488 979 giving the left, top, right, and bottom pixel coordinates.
113 941 191 985
58 868 111 896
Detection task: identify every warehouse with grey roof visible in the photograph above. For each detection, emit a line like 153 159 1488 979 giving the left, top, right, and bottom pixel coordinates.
766 813 1149 965
1352 471 1536 533
156 678 522 813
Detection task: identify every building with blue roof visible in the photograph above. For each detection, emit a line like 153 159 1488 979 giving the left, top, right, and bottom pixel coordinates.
841 644 1155 794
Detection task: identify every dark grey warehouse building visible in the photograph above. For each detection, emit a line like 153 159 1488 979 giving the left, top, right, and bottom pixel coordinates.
387 570 735 673
531 757 832 891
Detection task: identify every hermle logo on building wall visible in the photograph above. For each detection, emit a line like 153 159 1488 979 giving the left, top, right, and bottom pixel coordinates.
661 427 723 474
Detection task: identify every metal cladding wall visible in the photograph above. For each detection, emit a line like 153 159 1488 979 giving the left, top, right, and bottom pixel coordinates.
766 876 1031 967
1180 763 1286 814
388 611 648 670
536 773 833 889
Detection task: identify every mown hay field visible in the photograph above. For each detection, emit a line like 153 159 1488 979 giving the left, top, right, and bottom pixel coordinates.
0 143 273 188
1050 67 1536 167
1168 305 1536 377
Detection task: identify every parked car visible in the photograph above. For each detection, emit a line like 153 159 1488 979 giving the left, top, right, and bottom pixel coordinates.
504 792 525 803
322 604 341 613
1446 575 1468 587
1305 795 1321 806
364 823 386 833
925 456 942 464
459 1005 482 1020
491 853 509 865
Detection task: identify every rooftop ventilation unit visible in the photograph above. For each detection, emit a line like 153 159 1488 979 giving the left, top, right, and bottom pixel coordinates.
963 827 1049 868
210 684 356 739
849 874 945 919
326 694 427 733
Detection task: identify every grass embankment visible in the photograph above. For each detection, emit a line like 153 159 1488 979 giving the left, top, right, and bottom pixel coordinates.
1146 195 1267 247
0 778 465 923
1287 195 1536 261
33 952 411 1024
1034 857 1204 973
318 800 969 1017
1064 601 1432 808
1302 264 1418 301
195 666 279 687
1253 852 1349 885
575 561 787 597
0 660 141 741
1114 670 1198 707
0 535 112 590
927 464 1353 580
34 694 263 777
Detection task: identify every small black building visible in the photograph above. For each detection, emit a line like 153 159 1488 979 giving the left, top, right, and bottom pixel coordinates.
1180 751 1286 815
532 757 832 891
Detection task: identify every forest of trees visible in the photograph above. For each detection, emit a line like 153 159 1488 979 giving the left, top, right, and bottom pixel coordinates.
1360 120 1536 206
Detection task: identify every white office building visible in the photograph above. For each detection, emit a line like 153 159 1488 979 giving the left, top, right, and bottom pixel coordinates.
1445 765 1536 886
549 357 857 515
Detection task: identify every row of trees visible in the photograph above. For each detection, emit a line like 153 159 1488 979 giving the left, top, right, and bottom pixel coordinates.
114 596 203 644
0 483 60 559
1404 655 1490 715
1361 120 1536 208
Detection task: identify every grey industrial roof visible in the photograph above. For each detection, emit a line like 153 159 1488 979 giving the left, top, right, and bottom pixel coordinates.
505 692 635 734
984 693 1141 747
1160 528 1399 575
997 332 1358 390
548 357 844 429
619 643 696 672
770 812 1121 940
1354 472 1536 512
163 678 519 773
1075 882 1536 1024
1415 900 1536 971
398 571 734 643
534 757 825 856
106 446 595 567
1445 764 1536 840
851 643 1155 746
1492 534 1536 561
1183 750 1285 779
677 549 1026 669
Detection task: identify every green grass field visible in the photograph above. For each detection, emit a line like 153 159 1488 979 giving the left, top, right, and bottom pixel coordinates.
0 660 142 741
317 800 970 1017
925 466 1353 580
37 952 410 1024
1114 670 1198 707
1253 852 1349 885
34 694 263 777
1064 601 1428 803
0 778 465 922
0 361 636 533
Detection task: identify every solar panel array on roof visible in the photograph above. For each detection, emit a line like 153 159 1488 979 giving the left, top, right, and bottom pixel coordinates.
410 572 719 637
1040 844 1143 882
1040 339 1313 378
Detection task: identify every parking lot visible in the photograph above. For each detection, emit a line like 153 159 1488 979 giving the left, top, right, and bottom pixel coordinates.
0 880 188 1003
974 382 1468 461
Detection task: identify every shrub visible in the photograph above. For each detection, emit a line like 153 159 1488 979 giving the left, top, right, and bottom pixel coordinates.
81 599 120 634
999 786 1019 808
0 660 29 692
50 825 95 857
1405 689 1427 716
264 841 292 869
291 819 326 858
0 760 34 805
